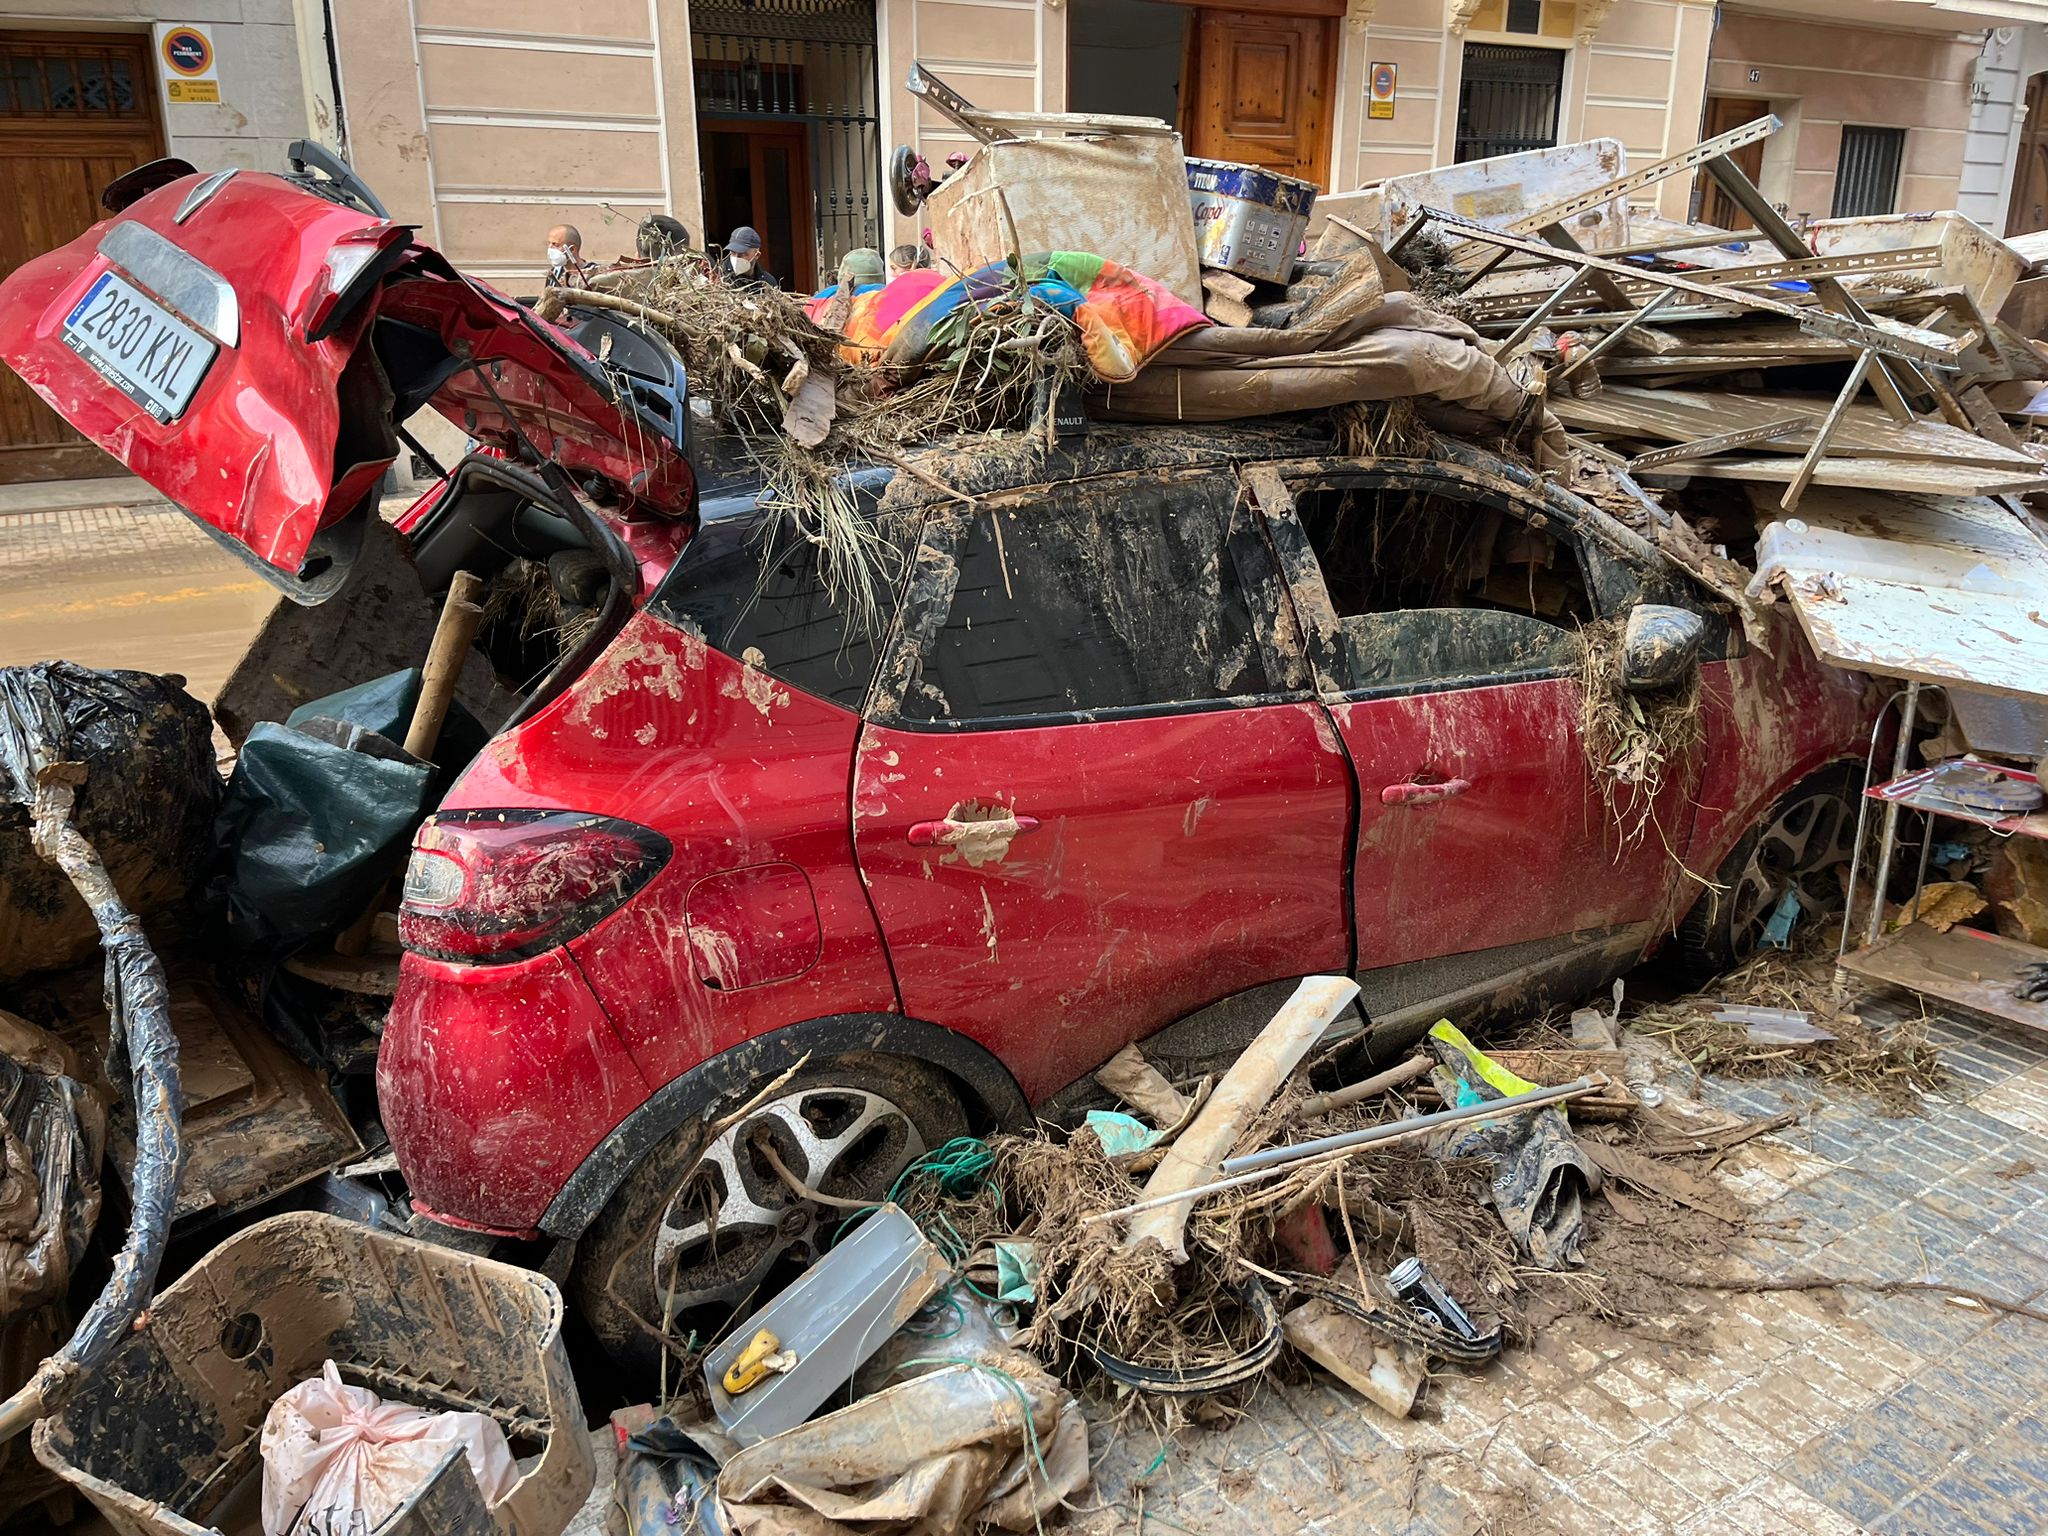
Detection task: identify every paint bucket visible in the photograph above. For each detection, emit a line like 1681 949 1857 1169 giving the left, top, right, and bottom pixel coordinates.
1186 158 1318 285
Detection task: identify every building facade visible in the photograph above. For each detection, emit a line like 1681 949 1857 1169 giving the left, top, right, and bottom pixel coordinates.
322 0 2048 297
0 2 336 481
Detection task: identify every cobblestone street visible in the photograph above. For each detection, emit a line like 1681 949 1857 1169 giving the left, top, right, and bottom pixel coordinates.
1079 998 2048 1536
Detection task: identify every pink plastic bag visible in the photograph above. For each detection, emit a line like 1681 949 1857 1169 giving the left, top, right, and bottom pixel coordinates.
259 1360 518 1536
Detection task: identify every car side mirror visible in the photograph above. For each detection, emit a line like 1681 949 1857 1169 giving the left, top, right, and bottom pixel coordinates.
1620 605 1705 692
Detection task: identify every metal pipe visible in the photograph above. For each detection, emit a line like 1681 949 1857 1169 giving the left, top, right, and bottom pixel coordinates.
1864 680 1922 948
1221 1075 1600 1174
1082 1076 1603 1228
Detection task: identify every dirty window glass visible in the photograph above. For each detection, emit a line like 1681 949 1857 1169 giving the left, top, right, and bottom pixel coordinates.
885 476 1275 725
651 500 910 710
1293 478 1587 694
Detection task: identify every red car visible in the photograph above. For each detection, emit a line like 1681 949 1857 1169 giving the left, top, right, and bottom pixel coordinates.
1 155 1872 1368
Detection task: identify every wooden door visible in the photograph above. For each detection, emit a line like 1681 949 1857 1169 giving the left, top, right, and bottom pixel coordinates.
2009 73 2048 237
0 33 164 483
1697 95 1767 232
701 119 818 292
1186 9 1336 189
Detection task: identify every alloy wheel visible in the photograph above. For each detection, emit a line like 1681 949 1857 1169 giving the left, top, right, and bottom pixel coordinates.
1723 785 1857 961
650 1084 926 1332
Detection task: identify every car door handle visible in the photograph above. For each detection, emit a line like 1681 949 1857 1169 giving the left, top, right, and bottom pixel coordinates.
907 814 1042 847
1380 778 1472 806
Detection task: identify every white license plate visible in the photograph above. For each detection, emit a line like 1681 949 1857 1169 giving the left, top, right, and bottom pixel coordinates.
62 271 217 424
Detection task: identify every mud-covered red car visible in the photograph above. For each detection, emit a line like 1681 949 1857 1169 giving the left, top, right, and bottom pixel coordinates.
0 151 1874 1370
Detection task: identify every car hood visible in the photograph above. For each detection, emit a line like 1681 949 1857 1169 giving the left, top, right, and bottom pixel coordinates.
0 168 691 603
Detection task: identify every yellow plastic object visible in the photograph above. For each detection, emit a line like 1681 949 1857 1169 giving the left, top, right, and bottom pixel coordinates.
723 1330 783 1396
1427 1019 1540 1097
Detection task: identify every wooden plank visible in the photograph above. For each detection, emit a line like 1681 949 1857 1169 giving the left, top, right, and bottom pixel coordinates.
1841 924 2048 1041
1960 383 2025 449
1552 384 2041 469
1780 349 1873 513
1382 139 1629 249
1647 455 2048 497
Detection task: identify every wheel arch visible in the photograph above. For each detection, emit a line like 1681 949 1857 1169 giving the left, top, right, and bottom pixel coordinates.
1670 753 1866 935
536 1012 1029 1240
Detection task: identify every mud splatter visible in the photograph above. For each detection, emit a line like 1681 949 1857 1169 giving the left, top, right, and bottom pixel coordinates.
564 623 703 727
721 645 791 718
937 799 1032 868
687 923 741 989
979 887 999 963
1183 795 1213 837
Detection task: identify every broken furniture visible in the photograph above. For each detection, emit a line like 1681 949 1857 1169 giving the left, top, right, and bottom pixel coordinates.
1379 116 2048 514
1840 753 2048 1041
33 1212 594 1536
909 63 1204 307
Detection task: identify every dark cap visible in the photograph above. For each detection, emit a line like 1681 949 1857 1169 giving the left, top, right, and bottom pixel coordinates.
727 226 763 253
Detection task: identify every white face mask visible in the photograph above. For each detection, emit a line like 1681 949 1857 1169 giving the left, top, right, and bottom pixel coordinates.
548 244 569 270
729 251 755 273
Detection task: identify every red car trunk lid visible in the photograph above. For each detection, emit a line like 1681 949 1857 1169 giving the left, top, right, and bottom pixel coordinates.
0 168 690 604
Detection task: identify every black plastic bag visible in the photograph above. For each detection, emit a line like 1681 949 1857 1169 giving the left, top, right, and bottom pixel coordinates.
216 718 430 949
0 663 216 981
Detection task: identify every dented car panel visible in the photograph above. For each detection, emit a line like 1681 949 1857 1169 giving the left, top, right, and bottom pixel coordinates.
1335 681 1699 968
851 705 1354 1103
1680 608 1876 892
0 170 398 597
382 610 899 1119
0 169 693 605
379 945 650 1234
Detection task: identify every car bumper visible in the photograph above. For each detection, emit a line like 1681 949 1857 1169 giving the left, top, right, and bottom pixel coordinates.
378 946 652 1232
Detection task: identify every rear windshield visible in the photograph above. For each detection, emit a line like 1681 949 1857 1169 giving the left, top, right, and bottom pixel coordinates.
647 491 914 710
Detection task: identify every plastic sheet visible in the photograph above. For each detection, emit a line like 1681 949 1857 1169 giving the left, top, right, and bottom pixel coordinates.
718 1328 1087 1536
0 1014 106 1317
1426 1022 1593 1269
0 662 184 1441
260 1360 517 1536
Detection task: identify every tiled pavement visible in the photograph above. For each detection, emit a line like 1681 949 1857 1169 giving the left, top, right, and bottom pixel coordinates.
1082 1001 2048 1535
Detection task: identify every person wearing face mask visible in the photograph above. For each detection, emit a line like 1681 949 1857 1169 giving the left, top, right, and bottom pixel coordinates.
721 226 780 291
544 224 596 289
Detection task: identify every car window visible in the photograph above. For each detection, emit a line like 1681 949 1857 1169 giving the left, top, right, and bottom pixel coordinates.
876 473 1279 726
1290 475 1589 696
649 496 912 710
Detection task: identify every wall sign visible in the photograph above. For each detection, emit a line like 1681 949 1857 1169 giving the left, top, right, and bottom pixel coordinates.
154 23 220 105
1369 61 1398 121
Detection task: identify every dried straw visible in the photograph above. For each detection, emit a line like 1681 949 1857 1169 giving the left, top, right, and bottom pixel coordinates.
1575 617 1704 849
537 262 1087 619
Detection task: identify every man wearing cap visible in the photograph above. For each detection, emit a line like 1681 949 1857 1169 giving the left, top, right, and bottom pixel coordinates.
721 227 780 290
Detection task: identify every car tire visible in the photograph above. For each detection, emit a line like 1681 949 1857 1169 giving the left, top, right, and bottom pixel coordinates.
571 1053 967 1382
1671 766 1861 980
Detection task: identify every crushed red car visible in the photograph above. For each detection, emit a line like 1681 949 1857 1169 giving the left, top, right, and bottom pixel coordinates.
0 153 1875 1370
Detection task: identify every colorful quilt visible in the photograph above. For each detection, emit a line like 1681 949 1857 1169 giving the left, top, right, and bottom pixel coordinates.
808 255 1205 383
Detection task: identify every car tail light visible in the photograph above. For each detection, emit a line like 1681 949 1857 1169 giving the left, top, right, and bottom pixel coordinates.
399 810 670 964
301 225 411 343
